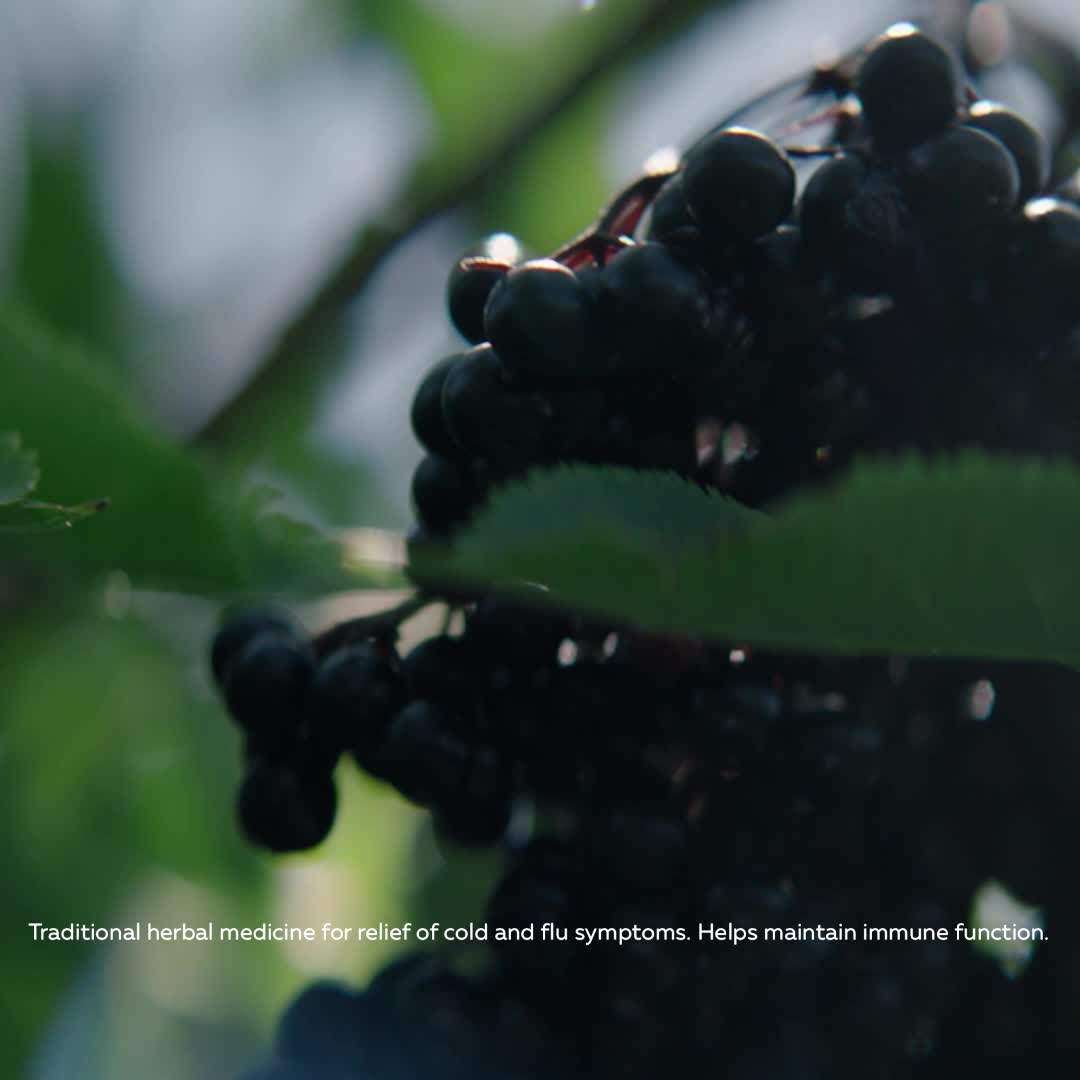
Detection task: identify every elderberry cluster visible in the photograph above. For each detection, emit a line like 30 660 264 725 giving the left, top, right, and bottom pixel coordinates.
214 22 1080 1080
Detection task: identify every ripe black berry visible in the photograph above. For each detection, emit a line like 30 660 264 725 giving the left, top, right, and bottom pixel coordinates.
275 981 370 1070
236 757 337 852
483 258 605 380
411 354 464 459
1005 197 1080 327
434 752 514 848
798 153 867 269
856 24 959 151
308 642 406 768
902 125 1020 233
967 100 1049 202
644 172 695 242
410 453 483 535
378 700 471 807
224 25 1080 1080
447 232 524 343
595 242 713 370
682 128 796 245
222 632 314 752
210 608 296 687
440 343 553 461
403 635 475 701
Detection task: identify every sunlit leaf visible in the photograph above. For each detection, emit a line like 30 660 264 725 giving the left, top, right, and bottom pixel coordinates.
0 305 388 593
417 457 1080 665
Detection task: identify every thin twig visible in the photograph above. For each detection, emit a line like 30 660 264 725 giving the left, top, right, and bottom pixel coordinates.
190 0 720 449
312 592 432 658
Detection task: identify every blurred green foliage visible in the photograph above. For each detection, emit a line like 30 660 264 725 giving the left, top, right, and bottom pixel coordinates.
0 1 711 1076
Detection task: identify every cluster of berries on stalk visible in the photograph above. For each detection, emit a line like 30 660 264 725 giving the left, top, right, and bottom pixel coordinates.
212 22 1080 1080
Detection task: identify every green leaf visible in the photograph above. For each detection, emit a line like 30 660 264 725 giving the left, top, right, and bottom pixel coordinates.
0 305 391 594
417 457 1080 665
0 432 40 504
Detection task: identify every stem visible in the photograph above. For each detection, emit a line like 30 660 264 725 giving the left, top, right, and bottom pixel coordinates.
312 593 433 657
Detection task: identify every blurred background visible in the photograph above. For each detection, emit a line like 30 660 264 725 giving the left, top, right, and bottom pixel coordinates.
0 0 1076 1076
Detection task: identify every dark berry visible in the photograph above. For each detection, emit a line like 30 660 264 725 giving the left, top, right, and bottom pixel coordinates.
594 242 713 370
275 981 373 1071
222 632 314 751
236 757 337 852
308 642 406 769
378 700 471 807
440 343 553 461
1020 197 1080 276
902 125 1019 233
484 258 607 380
210 607 296 687
967 100 1049 202
856 24 959 151
1004 197 1080 327
742 225 821 347
645 172 694 241
411 354 464 459
410 453 482 535
798 153 867 269
447 232 524 343
682 128 795 245
403 635 475 701
840 167 918 289
434 753 514 849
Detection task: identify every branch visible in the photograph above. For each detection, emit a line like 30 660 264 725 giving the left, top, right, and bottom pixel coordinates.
190 0 721 450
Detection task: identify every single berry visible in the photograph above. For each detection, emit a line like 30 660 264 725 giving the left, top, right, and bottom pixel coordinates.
645 172 695 241
903 125 1020 233
1005 197 1080 326
840 167 918 289
308 642 406 769
210 607 296 687
403 635 475 700
410 454 482 535
411 354 465 459
434 753 514 848
856 24 959 151
378 700 471 808
967 100 1049 202
594 242 713 371
682 128 795 245
447 232 524 343
222 632 314 751
484 259 607 380
798 153 867 268
236 757 337 852
440 343 553 461
742 225 820 347
275 982 366 1069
